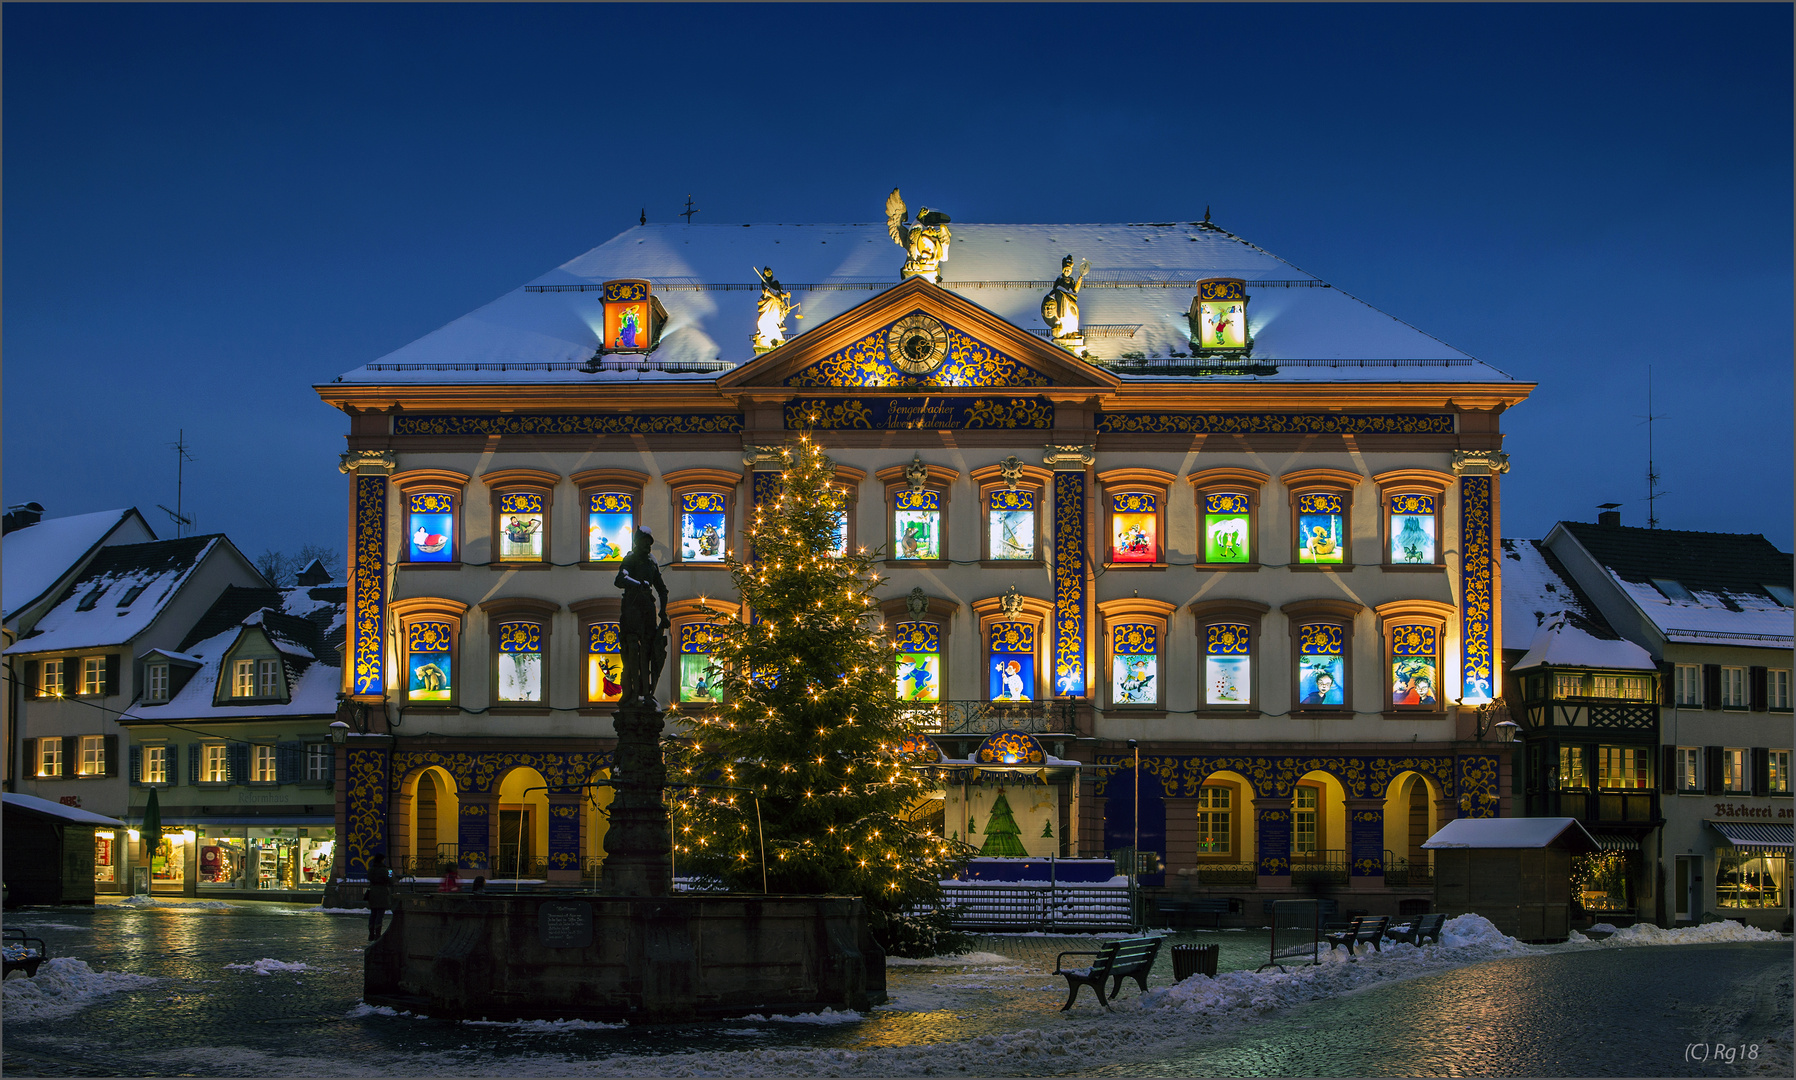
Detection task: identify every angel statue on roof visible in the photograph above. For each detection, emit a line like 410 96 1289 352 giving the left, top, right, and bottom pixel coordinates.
751 266 802 352
1040 254 1090 349
886 188 951 282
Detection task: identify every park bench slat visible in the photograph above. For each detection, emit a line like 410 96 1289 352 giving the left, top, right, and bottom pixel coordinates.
1052 935 1164 1010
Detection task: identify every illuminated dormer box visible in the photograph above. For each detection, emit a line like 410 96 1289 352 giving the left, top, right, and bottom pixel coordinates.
1188 278 1252 357
599 279 668 355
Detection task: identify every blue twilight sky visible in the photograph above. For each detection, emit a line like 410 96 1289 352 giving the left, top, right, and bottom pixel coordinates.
5 3 1791 567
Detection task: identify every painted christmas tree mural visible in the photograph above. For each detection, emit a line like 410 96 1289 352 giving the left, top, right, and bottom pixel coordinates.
979 791 1028 857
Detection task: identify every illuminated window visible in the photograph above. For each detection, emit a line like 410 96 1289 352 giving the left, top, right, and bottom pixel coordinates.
1190 469 1267 569
41 659 64 697
598 279 665 354
38 738 62 777
987 488 1037 561
1675 664 1702 706
80 736 105 777
496 493 545 561
1188 278 1251 354
1597 746 1651 790
304 743 331 782
406 621 455 704
1109 492 1160 563
678 623 724 703
258 659 280 697
1293 786 1319 857
680 492 730 563
252 744 277 783
204 743 229 784
1716 847 1789 910
893 489 941 561
1721 747 1748 792
1558 746 1587 789
1296 623 1346 708
81 657 103 696
146 663 169 702
1389 625 1440 709
1294 493 1345 565
1771 750 1790 794
1722 667 1747 708
1110 623 1159 707
407 492 457 563
1196 786 1231 854
1204 623 1253 707
1387 494 1437 565
144 744 168 784
1771 670 1791 711
587 622 623 704
494 620 547 704
1676 747 1702 792
233 660 256 697
988 621 1036 702
586 492 635 563
894 621 941 703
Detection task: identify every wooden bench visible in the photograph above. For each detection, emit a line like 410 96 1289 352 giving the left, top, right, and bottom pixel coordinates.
1383 912 1446 946
1155 896 1240 928
1052 935 1164 1010
1322 915 1390 956
3 929 48 979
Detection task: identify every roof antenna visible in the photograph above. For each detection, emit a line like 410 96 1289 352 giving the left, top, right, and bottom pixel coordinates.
681 194 699 224
640 207 647 226
1640 364 1668 529
1204 206 1211 223
158 429 195 538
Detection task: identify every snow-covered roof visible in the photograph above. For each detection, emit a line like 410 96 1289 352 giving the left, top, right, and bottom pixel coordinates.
1423 817 1598 851
1501 538 1618 647
4 536 222 655
1511 618 1658 672
2 508 146 621
138 647 204 667
3 791 126 828
328 222 1519 384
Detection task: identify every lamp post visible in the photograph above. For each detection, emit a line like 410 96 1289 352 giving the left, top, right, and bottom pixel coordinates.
1128 738 1140 929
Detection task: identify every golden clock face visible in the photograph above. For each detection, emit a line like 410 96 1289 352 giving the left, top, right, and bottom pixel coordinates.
887 314 950 374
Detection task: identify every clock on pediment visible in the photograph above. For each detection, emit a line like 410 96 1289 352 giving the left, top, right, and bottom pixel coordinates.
887 314 950 374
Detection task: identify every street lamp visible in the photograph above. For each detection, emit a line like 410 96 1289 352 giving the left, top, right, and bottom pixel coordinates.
329 721 350 745
1127 738 1140 929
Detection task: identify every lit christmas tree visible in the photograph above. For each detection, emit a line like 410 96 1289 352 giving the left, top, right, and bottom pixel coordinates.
978 790 1027 856
669 434 971 955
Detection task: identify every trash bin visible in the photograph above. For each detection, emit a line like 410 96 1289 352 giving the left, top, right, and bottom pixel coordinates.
1171 944 1219 981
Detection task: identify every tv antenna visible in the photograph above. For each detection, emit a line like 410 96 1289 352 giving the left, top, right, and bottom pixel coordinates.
1640 366 1668 529
159 430 195 537
681 194 700 224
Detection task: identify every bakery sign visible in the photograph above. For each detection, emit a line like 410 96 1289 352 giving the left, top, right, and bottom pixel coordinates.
1711 802 1795 820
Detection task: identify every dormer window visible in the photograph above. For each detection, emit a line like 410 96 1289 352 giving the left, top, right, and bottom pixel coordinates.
1652 578 1694 602
1188 278 1252 356
146 663 170 702
232 658 280 699
118 584 147 607
599 279 667 354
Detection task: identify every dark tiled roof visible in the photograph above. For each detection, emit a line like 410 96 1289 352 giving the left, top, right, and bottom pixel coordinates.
179 585 285 652
1560 521 1793 600
1501 538 1620 646
63 535 215 596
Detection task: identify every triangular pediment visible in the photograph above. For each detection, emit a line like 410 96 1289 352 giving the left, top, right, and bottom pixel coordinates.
717 276 1120 392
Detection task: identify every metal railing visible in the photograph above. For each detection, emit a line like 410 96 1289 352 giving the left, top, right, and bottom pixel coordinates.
1290 850 1348 887
1382 855 1434 888
899 699 1078 736
1195 863 1258 886
937 881 1132 932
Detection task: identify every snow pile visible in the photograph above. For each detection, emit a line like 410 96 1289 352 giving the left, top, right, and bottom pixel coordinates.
735 1009 863 1024
115 896 234 909
345 1002 408 1018
1437 913 1533 952
885 951 1012 967
1 957 159 1022
462 1017 626 1032
225 958 312 976
3 944 43 962
1587 920 1786 947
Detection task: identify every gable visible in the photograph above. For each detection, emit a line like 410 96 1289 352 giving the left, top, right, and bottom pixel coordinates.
787 309 1048 389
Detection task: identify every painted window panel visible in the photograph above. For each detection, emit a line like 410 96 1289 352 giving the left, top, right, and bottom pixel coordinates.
1389 494 1437 564
587 622 622 703
1196 300 1248 350
1111 623 1158 705
1296 493 1345 565
679 623 722 702
828 510 849 557
894 621 940 702
1205 622 1251 705
680 493 728 562
497 621 543 702
1204 494 1252 563
587 493 634 562
1391 624 1438 705
894 490 940 560
497 493 544 561
406 620 453 702
1298 623 1345 705
989 621 1035 702
408 493 456 562
988 489 1036 560
1110 493 1157 562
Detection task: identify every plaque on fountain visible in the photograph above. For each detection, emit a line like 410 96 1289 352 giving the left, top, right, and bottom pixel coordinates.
539 900 594 949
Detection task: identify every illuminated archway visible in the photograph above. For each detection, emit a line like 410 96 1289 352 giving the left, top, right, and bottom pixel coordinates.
1382 770 1442 870
407 765 460 873
496 766 550 879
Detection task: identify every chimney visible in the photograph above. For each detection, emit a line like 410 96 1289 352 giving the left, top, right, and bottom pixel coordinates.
1598 510 1621 527
2 502 46 535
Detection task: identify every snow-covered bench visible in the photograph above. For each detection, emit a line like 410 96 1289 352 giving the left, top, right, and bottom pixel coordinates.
1322 915 1390 956
1052 935 1163 1010
1383 912 1446 946
3 928 48 978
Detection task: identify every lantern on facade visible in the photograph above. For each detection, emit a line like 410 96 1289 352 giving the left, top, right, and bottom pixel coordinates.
599 279 667 355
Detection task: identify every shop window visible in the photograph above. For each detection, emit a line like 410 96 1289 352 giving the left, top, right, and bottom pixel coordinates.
1196 786 1231 854
42 658 64 697
1098 468 1173 567
1293 786 1320 857
481 469 557 566
988 621 1036 702
1559 746 1588 789
1721 747 1748 791
588 621 623 704
145 744 168 784
1597 746 1651 790
678 622 724 703
392 597 468 709
1675 664 1702 706
38 738 62 777
304 743 331 782
1717 847 1787 909
1722 667 1748 709
1771 670 1792 711
1189 468 1268 569
252 744 277 783
894 621 942 703
1770 750 1790 794
1676 747 1703 792
1110 624 1160 707
81 656 103 695
987 488 1037 561
79 735 105 777
496 622 545 703
1296 623 1346 708
146 663 170 702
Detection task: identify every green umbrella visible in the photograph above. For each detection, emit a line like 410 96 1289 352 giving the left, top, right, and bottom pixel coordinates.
140 787 162 859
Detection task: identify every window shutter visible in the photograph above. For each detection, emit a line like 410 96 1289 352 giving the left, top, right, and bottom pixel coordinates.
1703 665 1722 710
1751 748 1769 796
1658 662 1675 707
227 742 249 784
23 660 39 698
59 736 78 775
1660 746 1677 794
167 745 179 786
104 654 120 697
1705 745 1724 794
23 738 36 775
130 744 143 786
104 735 118 777
276 741 300 785
63 657 79 694
188 743 201 783
1749 667 1768 712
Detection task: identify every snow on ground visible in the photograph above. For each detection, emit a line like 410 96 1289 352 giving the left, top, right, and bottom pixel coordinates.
1580 920 1786 947
224 959 312 976
735 1010 864 1025
1 921 89 931
1 957 160 1022
462 1017 626 1033
114 896 235 909
884 951 1012 967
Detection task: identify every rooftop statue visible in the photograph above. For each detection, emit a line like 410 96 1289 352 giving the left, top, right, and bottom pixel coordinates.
752 266 802 351
1040 254 1090 348
885 188 951 282
615 527 670 706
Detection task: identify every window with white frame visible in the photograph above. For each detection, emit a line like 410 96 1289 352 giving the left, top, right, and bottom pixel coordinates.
204 743 228 783
144 744 168 784
1771 751 1790 794
38 738 62 777
257 659 280 697
252 744 277 783
233 660 256 697
41 659 64 697
1677 747 1703 792
305 743 331 782
1196 786 1231 854
1597 745 1650 789
147 663 170 702
1674 664 1702 706
81 657 103 695
1722 667 1748 708
1770 670 1791 711
1722 748 1748 792
79 735 104 776
1293 786 1319 856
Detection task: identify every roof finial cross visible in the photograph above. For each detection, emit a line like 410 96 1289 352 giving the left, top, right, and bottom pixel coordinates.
682 195 700 224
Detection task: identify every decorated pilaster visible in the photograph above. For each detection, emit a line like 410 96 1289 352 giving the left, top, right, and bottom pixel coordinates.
339 450 396 699
1255 795 1293 887
342 736 392 881
1452 450 1509 705
1345 798 1386 886
546 794 583 881
1045 445 1093 700
457 795 494 872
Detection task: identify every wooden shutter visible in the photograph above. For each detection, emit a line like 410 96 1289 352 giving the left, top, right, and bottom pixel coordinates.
276 741 300 785
63 657 78 695
104 654 120 697
104 735 118 777
130 744 143 786
227 743 249 784
1658 662 1675 707
1749 667 1768 711
1703 665 1722 710
167 745 179 786
1751 748 1769 796
1705 746 1724 794
188 743 201 783
1660 746 1678 794
59 736 77 776
23 738 37 776
23 660 39 698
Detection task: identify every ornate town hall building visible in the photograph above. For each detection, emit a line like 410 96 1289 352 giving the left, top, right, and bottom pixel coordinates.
317 196 1532 907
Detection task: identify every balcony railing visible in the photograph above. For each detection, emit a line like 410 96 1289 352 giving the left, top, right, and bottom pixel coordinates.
1383 856 1434 888
1290 850 1348 887
899 699 1079 736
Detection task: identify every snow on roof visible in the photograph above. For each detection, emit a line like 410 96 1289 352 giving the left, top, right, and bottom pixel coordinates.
1611 576 1794 648
329 222 1518 385
1423 817 1598 851
1501 538 1618 646
1511 617 1658 672
3 508 143 620
4 536 221 655
3 791 126 827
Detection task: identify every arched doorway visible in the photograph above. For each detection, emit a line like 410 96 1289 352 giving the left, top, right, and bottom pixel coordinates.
496 767 549 880
408 766 459 875
1292 770 1348 884
582 767 614 885
1382 771 1441 884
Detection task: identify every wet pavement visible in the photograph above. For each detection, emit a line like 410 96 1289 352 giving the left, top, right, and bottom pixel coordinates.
1 898 1790 1077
